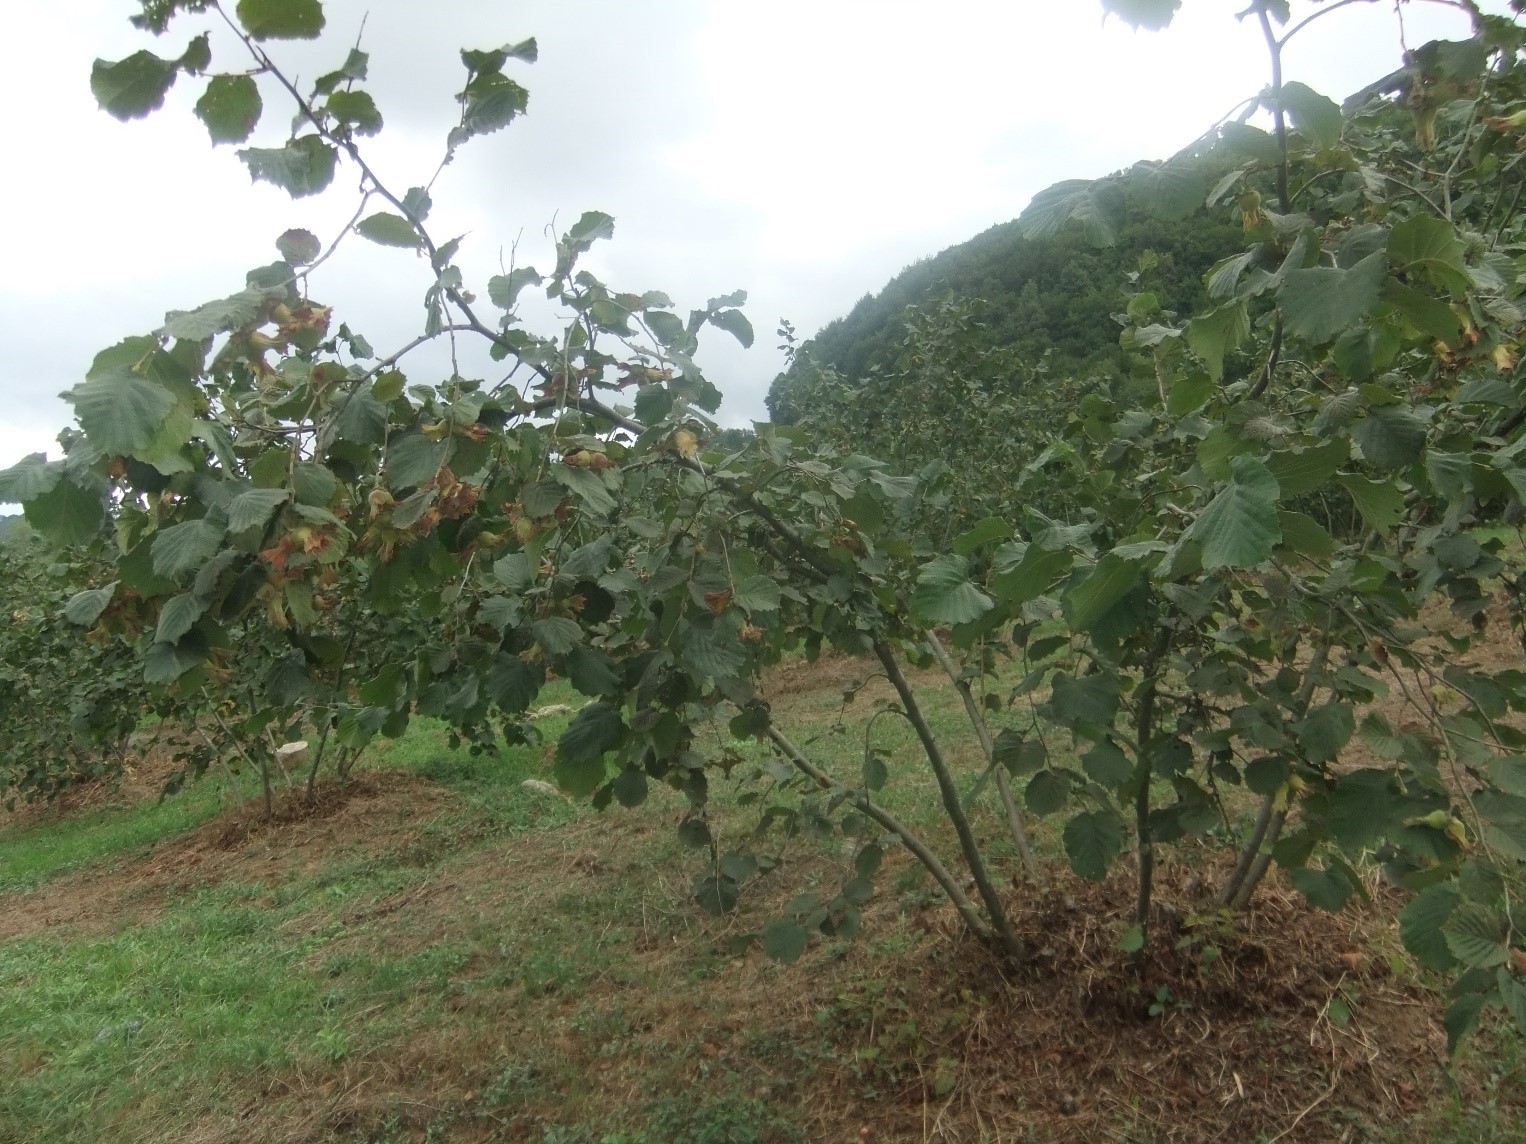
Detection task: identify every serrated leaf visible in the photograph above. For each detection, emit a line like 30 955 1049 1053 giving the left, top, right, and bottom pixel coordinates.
709 308 754 349
451 72 529 148
555 701 626 794
1265 440 1347 496
194 74 261 143
532 616 583 656
990 544 1071 605
227 487 289 533
239 135 337 198
64 584 117 626
24 477 105 546
356 212 420 249
1063 810 1125 880
1275 510 1334 560
0 454 61 504
155 591 208 644
910 555 992 626
66 368 177 457
1063 552 1142 632
1189 456 1281 570
1353 404 1428 472
151 514 226 580
1083 739 1134 787
162 287 271 340
1186 301 1249 382
1278 252 1386 344
1294 701 1355 763
1290 865 1356 912
1129 159 1207 219
1026 769 1070 815
487 267 542 310
143 634 208 684
611 767 648 808
326 89 382 135
1388 213 1469 292
1444 901 1510 968
276 228 321 265
91 51 178 120
564 646 620 698
761 917 809 962
1338 475 1405 531
1019 178 1128 246
1279 81 1342 149
1400 883 1459 970
236 0 325 39
733 574 781 613
485 653 542 714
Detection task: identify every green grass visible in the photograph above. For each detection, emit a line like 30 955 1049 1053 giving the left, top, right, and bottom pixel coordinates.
0 781 236 893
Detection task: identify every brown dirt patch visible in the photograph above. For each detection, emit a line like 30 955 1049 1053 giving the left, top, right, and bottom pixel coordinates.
0 773 453 942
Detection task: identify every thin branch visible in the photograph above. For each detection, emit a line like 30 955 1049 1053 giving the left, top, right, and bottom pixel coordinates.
924 630 1039 879
766 726 994 945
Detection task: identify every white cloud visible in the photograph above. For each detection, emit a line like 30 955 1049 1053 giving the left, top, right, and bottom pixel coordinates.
0 0 1495 472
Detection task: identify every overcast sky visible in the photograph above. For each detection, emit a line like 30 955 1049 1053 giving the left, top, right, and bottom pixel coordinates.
0 0 1495 474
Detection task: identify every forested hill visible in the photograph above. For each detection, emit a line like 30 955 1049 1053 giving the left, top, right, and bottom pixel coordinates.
765 207 1241 421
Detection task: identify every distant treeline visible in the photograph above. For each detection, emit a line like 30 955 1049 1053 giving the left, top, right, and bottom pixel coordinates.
767 208 1242 421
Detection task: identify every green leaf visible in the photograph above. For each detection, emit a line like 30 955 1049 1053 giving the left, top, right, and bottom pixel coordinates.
612 767 648 808
91 51 178 120
1388 214 1469 292
66 368 177 457
1118 924 1145 953
24 477 105 546
151 513 227 580
326 89 382 136
1338 475 1405 531
1289 865 1357 912
1186 301 1249 382
1101 0 1181 31
1400 883 1458 971
554 466 618 515
1025 769 1070 815
564 646 620 699
993 729 1046 775
1265 440 1347 497
733 574 781 614
144 635 208 684
990 544 1071 605
277 228 321 265
1279 81 1342 149
1294 701 1355 763
1048 672 1121 730
1082 740 1134 787
194 74 262 143
227 487 289 533
355 212 420 249
863 753 888 793
1189 456 1281 570
236 0 325 39
0 454 61 504
1063 810 1125 880
1353 404 1428 472
1278 252 1386 344
910 555 993 626
1383 279 1461 342
555 702 626 796
331 384 388 446
162 287 271 339
64 584 117 626
239 136 338 198
709 308 754 349
451 72 529 148
484 654 542 714
1129 159 1206 218
487 268 543 311
761 917 809 963
1019 178 1128 246
1064 553 1142 632
1445 993 1486 1056
532 616 583 656
1275 510 1334 560
155 591 208 644
1444 902 1510 968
